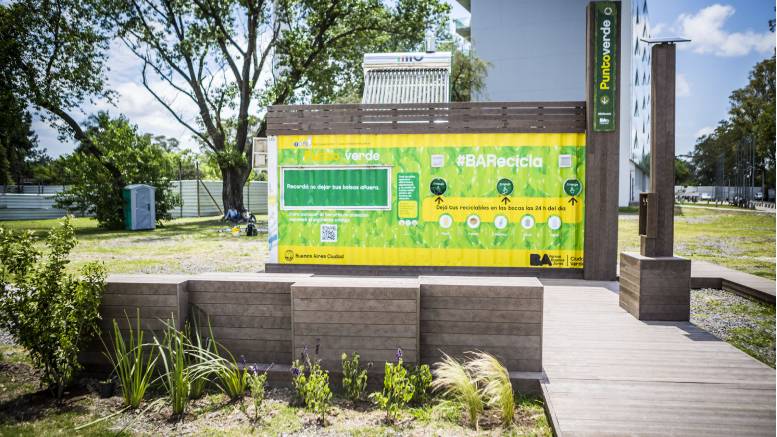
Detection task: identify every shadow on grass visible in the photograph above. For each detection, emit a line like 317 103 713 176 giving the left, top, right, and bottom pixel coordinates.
0 384 91 425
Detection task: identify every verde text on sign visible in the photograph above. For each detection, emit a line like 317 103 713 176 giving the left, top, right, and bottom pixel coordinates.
593 1 619 132
281 166 391 210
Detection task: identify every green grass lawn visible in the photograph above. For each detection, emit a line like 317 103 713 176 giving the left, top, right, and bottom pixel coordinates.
619 206 775 279
3 205 773 278
0 216 269 275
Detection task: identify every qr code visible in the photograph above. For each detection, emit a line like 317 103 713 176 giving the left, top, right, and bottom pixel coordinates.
558 154 572 168
320 224 338 242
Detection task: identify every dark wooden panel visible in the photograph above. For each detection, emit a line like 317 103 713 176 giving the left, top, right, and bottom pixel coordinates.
583 4 620 281
266 101 586 135
103 293 178 307
291 278 420 370
418 277 543 373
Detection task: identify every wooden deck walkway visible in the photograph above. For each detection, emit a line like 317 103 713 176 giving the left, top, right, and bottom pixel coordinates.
540 280 776 437
691 260 776 304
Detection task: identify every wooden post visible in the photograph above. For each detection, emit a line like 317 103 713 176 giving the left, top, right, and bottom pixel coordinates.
620 42 690 322
642 43 675 257
584 2 621 281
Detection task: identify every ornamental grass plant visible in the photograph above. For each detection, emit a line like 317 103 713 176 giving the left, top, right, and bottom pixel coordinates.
467 351 515 426
430 352 484 429
153 319 190 417
105 311 157 409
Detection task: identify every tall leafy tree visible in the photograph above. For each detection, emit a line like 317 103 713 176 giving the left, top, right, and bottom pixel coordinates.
114 0 449 211
0 89 44 186
688 56 775 192
444 40 490 102
55 112 180 229
728 56 775 191
1 0 123 189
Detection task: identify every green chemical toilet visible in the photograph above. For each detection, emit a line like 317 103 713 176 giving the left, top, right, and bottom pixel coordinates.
122 184 156 230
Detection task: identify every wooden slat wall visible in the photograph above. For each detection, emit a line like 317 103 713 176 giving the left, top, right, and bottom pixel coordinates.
419 276 543 372
188 274 310 365
291 277 420 371
81 275 189 366
81 274 544 375
266 101 586 135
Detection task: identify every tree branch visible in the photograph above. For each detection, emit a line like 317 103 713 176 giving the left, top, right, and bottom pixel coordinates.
141 62 213 149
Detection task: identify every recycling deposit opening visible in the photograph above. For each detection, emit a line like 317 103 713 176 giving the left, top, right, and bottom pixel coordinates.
267 132 585 268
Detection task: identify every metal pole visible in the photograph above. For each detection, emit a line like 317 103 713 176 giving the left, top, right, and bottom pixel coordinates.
195 160 201 217
178 159 183 218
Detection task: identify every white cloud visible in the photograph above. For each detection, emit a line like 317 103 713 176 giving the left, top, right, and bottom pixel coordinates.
675 4 775 56
650 22 666 37
676 73 691 97
94 80 202 152
694 126 715 139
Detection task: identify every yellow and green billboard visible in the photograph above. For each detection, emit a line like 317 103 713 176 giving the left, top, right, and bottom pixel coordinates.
267 132 585 268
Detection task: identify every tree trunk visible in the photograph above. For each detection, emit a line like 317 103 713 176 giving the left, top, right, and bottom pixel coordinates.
221 164 249 212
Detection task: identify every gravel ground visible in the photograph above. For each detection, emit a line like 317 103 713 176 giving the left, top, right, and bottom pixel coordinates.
0 330 13 345
691 288 776 367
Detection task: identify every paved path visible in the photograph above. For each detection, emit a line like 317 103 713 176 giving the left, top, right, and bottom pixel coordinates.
540 281 776 437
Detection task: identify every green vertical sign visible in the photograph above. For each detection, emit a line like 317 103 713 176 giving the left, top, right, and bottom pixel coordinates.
593 1 618 132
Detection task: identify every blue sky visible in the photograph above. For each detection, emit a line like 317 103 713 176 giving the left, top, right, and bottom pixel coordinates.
447 0 775 156
648 1 775 155
32 1 775 158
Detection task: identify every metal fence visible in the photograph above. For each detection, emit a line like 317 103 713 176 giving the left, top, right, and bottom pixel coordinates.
170 180 268 218
674 185 773 201
0 180 268 221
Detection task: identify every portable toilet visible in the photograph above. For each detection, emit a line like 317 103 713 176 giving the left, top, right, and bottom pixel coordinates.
122 184 156 230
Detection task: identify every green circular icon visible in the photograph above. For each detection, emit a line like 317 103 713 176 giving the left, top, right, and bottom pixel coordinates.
564 179 583 196
430 178 447 196
496 178 514 196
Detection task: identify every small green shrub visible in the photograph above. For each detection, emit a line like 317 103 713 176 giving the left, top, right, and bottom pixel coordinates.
304 363 332 423
0 217 105 398
106 312 157 409
430 353 483 429
468 352 515 426
291 346 332 423
341 352 369 402
370 349 415 423
153 320 190 417
409 364 433 404
290 358 307 404
246 364 269 422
